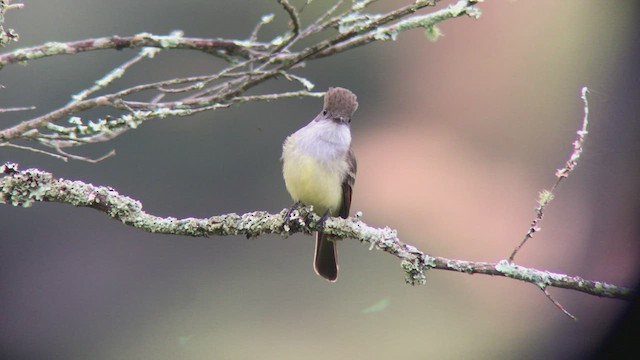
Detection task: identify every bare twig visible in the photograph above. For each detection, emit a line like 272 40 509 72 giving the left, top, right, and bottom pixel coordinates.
0 142 68 161
249 13 275 42
555 87 590 180
300 0 347 37
276 0 301 47
67 46 163 105
542 287 577 320
0 105 35 113
230 90 324 103
509 87 591 262
54 146 116 163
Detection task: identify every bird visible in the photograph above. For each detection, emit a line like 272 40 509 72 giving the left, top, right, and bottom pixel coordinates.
282 87 358 281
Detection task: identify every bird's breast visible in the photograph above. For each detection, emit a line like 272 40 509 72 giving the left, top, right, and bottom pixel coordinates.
282 150 345 216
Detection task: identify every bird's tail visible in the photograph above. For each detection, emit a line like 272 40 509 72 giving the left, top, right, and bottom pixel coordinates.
313 231 338 282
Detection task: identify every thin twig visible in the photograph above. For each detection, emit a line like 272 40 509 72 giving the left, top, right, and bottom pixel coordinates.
300 0 347 37
0 142 68 161
277 0 301 40
0 105 36 113
249 13 275 42
0 34 269 69
54 146 116 163
68 46 161 105
230 90 324 104
509 87 591 262
542 287 577 320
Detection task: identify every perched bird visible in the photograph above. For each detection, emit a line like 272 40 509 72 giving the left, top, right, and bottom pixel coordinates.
282 87 358 281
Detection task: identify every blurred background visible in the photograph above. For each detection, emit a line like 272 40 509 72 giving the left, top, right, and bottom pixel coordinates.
1 1 639 359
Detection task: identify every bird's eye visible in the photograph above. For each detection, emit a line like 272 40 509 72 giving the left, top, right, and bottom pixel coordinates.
322 110 327 116
347 117 351 124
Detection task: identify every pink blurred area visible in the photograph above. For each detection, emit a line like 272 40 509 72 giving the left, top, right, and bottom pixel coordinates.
353 1 639 357
358 0 639 282
1 1 638 359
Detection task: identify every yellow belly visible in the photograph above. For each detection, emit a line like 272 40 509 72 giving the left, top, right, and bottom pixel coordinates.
283 154 343 216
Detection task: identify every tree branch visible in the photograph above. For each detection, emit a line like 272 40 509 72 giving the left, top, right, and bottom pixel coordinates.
0 33 269 69
0 0 479 161
509 87 591 262
0 162 632 301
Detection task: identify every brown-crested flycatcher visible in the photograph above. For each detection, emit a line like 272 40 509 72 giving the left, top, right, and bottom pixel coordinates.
282 87 358 281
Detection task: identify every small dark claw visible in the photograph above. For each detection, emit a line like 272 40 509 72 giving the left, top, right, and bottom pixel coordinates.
284 201 302 222
318 209 330 230
318 210 329 227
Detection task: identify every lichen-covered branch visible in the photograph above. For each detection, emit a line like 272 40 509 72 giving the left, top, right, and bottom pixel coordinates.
0 0 480 162
0 162 632 301
0 33 269 69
